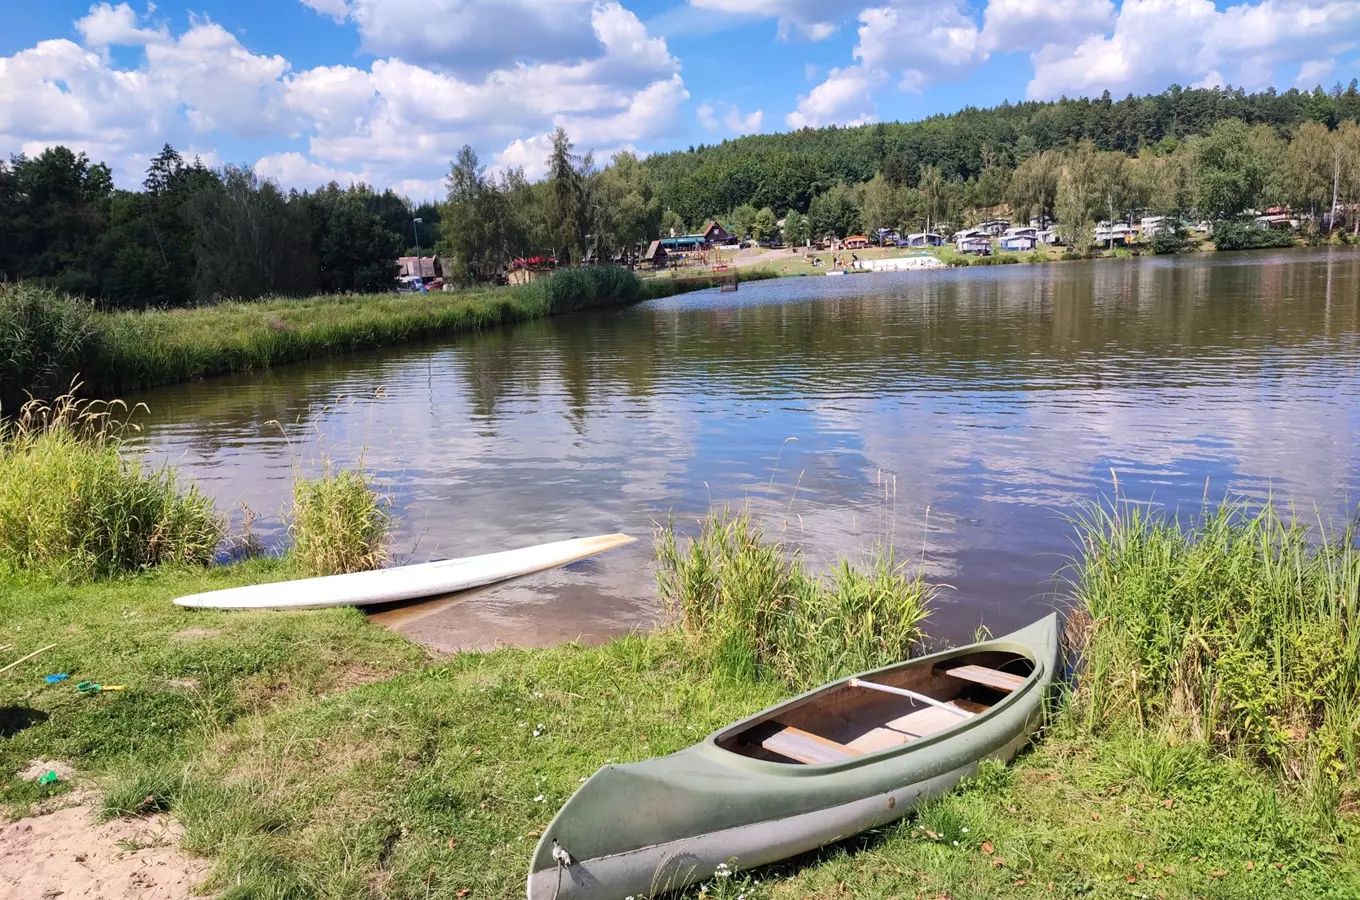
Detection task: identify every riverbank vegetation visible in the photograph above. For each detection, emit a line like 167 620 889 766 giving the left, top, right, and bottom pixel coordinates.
0 267 748 403
290 463 392 578
0 395 221 578
656 510 932 688
4 491 1359 897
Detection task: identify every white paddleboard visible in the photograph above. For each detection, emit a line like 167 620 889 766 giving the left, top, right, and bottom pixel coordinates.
173 533 637 610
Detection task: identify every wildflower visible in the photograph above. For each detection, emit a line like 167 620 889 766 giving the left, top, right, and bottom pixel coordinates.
715 862 732 879
961 827 969 833
953 840 960 846
534 794 545 802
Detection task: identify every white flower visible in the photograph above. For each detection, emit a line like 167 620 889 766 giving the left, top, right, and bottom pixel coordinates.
715 862 732 879
952 840 959 846
961 827 969 833
534 794 545 802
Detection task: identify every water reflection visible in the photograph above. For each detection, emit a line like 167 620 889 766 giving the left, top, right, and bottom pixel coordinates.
128 248 1360 648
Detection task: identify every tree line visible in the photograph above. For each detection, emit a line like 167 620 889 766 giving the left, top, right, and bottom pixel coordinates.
6 82 1360 306
0 145 439 308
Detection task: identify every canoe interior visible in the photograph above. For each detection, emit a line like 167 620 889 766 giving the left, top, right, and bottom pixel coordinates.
716 650 1034 764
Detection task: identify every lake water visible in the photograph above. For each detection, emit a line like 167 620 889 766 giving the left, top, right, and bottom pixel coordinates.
129 248 1360 650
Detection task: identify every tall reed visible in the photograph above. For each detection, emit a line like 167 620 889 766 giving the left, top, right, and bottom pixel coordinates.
289 462 391 577
0 393 223 578
656 509 933 688
0 283 98 412
1070 499 1360 791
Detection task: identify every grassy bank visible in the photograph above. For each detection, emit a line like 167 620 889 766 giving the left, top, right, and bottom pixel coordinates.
0 268 766 405
4 499 1359 898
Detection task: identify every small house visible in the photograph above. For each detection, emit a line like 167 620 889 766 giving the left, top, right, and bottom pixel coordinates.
844 235 870 250
1000 234 1037 252
1002 226 1037 240
957 237 993 255
643 240 669 268
700 221 736 245
978 218 1010 236
1037 228 1059 245
397 256 441 280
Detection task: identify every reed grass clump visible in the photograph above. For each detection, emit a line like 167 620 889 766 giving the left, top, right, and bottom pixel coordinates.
289 463 391 576
656 509 933 689
0 284 98 412
1070 500 1360 790
0 394 223 578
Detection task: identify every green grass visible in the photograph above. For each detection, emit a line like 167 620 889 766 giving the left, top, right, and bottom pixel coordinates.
290 463 392 577
3 501 1359 898
0 283 97 413
2 269 748 402
0 394 222 579
656 509 932 688
1070 499 1360 806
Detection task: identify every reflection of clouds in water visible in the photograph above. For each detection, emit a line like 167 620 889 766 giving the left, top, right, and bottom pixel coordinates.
128 249 1360 647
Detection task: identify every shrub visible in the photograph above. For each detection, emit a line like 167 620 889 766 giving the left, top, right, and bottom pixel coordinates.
0 284 98 412
1212 221 1296 251
1025 251 1049 264
655 509 933 688
1070 499 1360 791
1060 250 1084 261
290 463 391 576
0 395 223 578
523 266 641 315
1148 225 1190 255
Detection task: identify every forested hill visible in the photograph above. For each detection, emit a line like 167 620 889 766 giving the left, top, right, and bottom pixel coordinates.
644 84 1360 225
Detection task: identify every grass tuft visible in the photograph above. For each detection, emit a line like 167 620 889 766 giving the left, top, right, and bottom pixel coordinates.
289 462 391 577
0 393 223 578
656 509 932 689
0 283 98 414
1070 498 1360 797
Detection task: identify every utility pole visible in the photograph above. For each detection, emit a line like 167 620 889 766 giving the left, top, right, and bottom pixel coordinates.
413 217 423 292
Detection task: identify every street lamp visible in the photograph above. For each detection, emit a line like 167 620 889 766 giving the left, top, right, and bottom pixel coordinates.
412 217 423 284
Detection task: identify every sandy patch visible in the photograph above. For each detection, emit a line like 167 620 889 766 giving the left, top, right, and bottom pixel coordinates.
0 804 208 900
19 759 75 782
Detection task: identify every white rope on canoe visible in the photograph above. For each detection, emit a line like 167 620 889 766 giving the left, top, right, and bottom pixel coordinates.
846 678 974 718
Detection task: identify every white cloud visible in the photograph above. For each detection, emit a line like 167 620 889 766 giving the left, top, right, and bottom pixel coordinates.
697 101 763 135
1027 0 1360 100
345 0 604 77
2 2 686 195
786 66 881 129
980 0 1115 54
299 0 351 22
687 0 846 41
146 20 297 136
76 2 168 47
1297 58 1336 86
856 1 988 91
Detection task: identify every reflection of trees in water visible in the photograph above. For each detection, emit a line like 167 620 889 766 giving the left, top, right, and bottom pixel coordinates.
136 251 1360 451
479 253 1360 410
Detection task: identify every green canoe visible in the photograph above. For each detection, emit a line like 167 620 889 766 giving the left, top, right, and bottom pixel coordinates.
528 613 1062 899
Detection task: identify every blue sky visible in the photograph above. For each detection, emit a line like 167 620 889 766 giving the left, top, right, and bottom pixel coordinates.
2 0 1358 200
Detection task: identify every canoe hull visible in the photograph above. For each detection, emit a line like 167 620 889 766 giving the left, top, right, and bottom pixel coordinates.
528 614 1060 899
173 534 635 610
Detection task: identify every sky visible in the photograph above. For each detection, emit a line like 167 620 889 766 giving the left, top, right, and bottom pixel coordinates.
2 0 1359 201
